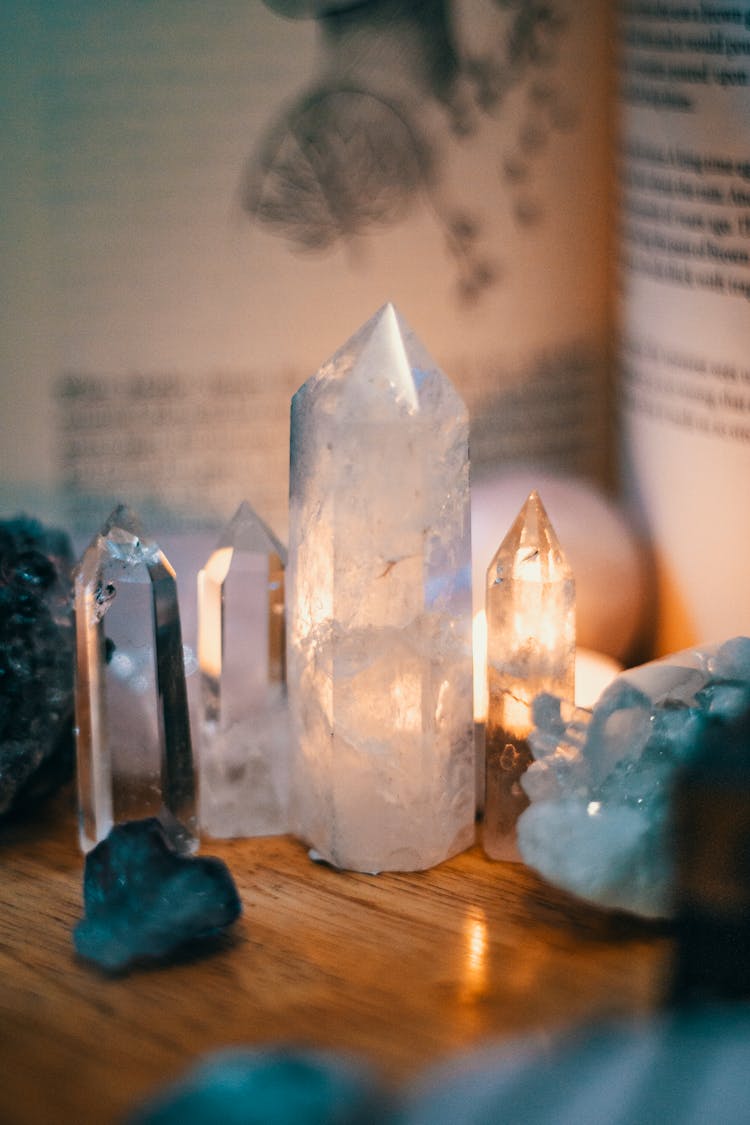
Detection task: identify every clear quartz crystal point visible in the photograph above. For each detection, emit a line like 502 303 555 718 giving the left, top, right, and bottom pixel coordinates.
484 490 575 861
288 302 475 873
74 505 197 853
197 501 288 838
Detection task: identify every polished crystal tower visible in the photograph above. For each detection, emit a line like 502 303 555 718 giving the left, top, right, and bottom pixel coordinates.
288 303 475 873
197 501 288 837
74 505 196 853
484 490 574 861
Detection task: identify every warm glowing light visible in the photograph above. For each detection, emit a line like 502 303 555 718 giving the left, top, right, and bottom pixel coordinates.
390 673 422 731
500 690 533 739
460 905 488 1001
575 649 622 708
472 609 488 722
197 546 233 681
473 608 621 722
483 491 575 861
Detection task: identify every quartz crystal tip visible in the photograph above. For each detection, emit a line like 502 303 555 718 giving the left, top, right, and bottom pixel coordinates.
99 502 144 541
488 490 573 589
215 500 287 561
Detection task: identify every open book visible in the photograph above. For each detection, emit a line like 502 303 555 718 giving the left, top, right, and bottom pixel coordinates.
2 1 748 652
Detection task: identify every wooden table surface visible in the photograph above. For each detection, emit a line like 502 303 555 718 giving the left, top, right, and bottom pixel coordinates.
0 787 671 1124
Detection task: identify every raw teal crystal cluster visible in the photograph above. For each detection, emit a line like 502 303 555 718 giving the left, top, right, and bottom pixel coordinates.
74 818 241 973
519 637 750 918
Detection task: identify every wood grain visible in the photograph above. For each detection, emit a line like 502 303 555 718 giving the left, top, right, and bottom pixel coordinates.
0 787 672 1124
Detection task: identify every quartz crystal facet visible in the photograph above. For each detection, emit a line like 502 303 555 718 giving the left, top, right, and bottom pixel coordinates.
74 505 196 853
288 303 475 873
484 490 575 861
197 501 288 838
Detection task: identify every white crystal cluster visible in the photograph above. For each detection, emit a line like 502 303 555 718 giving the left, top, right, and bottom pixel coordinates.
518 636 750 917
288 304 475 872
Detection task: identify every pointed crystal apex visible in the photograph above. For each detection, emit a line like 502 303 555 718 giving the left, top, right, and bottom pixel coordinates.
99 503 145 541
488 490 572 586
293 303 466 427
216 501 287 563
351 303 418 411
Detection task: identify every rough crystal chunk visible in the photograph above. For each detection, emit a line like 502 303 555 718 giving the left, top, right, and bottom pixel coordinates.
74 505 196 852
484 490 575 861
288 303 475 872
0 517 75 819
518 637 750 917
198 501 288 838
74 818 241 973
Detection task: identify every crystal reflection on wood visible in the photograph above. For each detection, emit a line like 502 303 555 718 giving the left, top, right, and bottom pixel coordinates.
288 303 475 873
484 490 575 862
198 502 288 838
74 505 196 853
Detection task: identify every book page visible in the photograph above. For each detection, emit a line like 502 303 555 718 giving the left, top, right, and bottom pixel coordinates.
618 1 750 650
1 1 612 538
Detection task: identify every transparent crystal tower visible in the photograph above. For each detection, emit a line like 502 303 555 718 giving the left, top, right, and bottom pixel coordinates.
288 303 475 873
484 490 575 861
74 505 196 853
197 501 288 838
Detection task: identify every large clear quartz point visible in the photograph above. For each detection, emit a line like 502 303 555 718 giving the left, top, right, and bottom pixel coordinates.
288 302 475 873
197 501 288 838
74 505 197 853
484 490 575 862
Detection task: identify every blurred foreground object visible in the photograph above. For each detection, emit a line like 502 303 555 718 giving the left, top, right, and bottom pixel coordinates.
671 679 750 1002
128 1046 393 1125
402 1009 750 1124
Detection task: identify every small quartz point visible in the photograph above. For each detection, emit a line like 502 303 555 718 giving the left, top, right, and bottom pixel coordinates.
288 303 475 873
74 505 197 853
484 490 575 862
197 501 288 838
